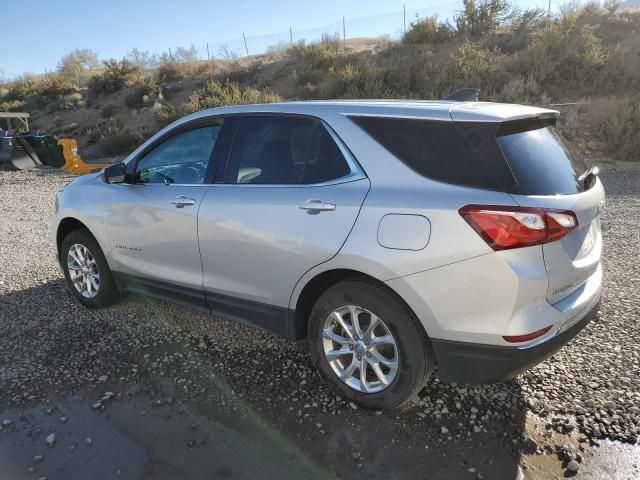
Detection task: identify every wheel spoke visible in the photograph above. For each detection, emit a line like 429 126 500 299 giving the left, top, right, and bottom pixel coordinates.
68 250 82 266
323 328 351 345
367 358 391 386
76 245 86 263
326 347 352 361
340 357 358 380
363 315 381 340
331 311 354 340
349 306 363 337
369 348 397 368
359 357 369 392
370 335 394 347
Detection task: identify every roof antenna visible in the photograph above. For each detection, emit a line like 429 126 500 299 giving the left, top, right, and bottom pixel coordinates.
442 88 480 102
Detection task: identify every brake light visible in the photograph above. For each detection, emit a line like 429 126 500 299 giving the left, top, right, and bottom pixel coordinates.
503 325 552 343
459 205 578 250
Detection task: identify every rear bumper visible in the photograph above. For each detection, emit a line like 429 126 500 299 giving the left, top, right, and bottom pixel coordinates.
431 297 600 384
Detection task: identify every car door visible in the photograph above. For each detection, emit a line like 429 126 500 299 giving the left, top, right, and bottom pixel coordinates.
105 119 227 309
197 114 370 336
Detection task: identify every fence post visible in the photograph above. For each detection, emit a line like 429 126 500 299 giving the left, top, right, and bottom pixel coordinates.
290 27 293 45
404 4 406 33
342 16 346 50
242 33 249 56
206 43 210 61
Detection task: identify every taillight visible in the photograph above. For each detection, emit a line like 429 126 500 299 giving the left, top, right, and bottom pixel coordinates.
503 325 552 343
459 204 578 250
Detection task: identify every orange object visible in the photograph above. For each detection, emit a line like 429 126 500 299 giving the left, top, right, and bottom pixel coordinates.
59 138 111 174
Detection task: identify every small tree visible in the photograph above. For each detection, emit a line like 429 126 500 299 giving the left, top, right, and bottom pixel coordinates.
603 0 620 15
126 48 154 69
57 48 100 86
454 0 516 36
218 44 239 61
402 16 454 44
174 45 199 63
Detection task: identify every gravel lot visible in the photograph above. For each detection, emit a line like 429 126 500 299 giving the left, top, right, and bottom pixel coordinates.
0 164 638 479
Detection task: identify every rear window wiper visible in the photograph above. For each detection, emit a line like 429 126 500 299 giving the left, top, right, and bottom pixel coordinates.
578 165 599 190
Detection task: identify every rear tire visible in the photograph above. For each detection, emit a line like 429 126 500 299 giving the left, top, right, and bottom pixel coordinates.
308 278 434 409
61 229 121 309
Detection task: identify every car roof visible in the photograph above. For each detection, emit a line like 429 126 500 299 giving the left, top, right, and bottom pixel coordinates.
182 100 559 124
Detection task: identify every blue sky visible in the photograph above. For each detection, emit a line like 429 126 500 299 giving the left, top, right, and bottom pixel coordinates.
2 0 552 79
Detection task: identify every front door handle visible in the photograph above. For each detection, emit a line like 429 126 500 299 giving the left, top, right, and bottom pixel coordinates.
170 195 196 208
299 199 336 213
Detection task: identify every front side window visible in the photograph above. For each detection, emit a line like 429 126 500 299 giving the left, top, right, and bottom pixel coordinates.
135 123 222 184
225 116 352 185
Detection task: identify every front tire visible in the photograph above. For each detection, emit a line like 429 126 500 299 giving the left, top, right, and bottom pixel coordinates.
308 278 434 409
61 229 121 308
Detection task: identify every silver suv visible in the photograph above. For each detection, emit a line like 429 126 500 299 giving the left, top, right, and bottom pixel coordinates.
50 101 604 409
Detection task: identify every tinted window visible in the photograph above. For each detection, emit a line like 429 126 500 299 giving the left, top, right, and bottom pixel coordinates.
350 116 516 191
498 126 588 195
225 116 351 185
136 123 222 184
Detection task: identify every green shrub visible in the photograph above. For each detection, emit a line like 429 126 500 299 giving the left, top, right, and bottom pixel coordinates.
4 78 39 102
496 75 541 104
157 59 215 82
97 129 140 156
40 76 78 99
447 42 506 93
402 16 454 45
125 78 164 109
329 63 392 98
598 100 640 161
521 16 607 96
46 92 85 112
0 99 25 112
287 34 341 70
89 59 145 95
186 79 280 110
156 80 282 127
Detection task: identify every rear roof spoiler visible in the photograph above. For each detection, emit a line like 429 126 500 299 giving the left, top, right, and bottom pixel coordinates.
442 88 480 102
496 114 558 136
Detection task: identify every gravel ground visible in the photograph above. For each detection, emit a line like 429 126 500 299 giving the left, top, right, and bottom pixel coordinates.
0 164 638 480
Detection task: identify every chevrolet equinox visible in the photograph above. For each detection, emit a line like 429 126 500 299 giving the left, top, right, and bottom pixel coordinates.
50 100 604 409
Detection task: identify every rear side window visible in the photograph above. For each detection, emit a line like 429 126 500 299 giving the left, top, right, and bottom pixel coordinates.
350 116 515 191
225 116 351 185
497 125 588 195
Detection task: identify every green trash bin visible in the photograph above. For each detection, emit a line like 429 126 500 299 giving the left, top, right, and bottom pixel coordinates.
19 132 66 167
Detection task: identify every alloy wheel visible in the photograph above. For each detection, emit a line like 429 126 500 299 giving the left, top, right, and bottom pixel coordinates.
67 243 100 299
322 305 399 393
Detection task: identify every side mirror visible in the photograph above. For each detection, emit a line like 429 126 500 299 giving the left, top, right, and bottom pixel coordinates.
103 163 127 184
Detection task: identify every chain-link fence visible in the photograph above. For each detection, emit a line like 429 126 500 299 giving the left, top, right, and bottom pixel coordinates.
187 0 555 61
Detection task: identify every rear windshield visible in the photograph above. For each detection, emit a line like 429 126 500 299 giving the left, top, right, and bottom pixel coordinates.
497 125 588 195
350 115 589 196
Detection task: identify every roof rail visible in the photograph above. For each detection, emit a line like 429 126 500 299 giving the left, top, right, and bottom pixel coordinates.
442 88 480 102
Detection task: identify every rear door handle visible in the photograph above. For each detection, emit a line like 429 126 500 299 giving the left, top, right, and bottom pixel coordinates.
299 199 336 213
170 195 196 208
